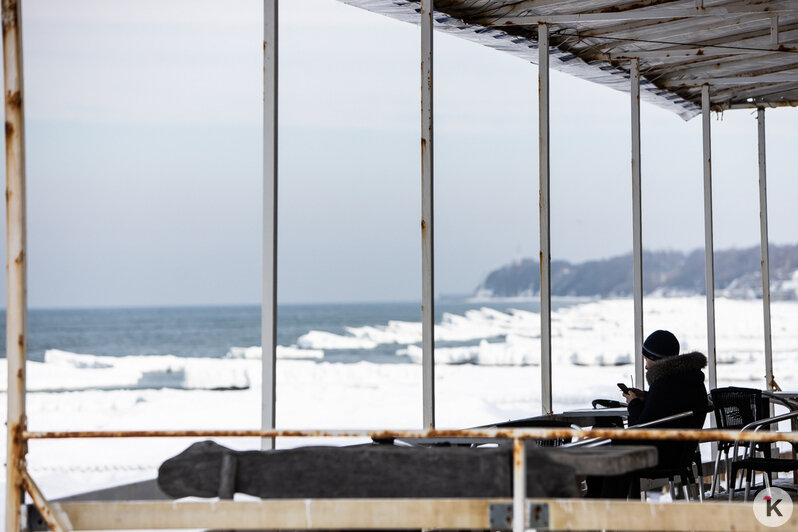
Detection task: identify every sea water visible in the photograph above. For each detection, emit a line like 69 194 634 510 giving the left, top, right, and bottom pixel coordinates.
14 299 560 363
2 296 797 502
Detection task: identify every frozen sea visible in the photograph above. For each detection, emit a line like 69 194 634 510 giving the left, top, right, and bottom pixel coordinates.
2 296 798 505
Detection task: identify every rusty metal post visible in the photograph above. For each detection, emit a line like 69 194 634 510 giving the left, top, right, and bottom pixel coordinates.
3 0 28 529
21 470 72 532
420 0 435 429
701 85 717 391
630 59 644 389
421 0 435 429
261 0 278 451
512 438 526 532
538 23 552 415
757 108 774 392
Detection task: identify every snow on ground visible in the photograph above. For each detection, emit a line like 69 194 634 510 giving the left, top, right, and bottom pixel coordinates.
2 297 798 513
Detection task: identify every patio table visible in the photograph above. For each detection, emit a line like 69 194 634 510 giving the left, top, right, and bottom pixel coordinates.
557 407 628 427
545 444 657 476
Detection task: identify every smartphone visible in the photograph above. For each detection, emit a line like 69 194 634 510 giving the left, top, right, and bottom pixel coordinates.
617 382 629 393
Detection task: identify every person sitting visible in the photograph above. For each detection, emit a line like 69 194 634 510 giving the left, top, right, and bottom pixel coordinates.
586 330 708 498
624 330 708 469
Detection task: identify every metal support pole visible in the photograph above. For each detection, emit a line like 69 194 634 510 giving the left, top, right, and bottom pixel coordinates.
701 85 718 390
21 469 72 532
261 0 278 450
757 108 774 391
3 0 28 529
630 59 645 389
421 0 435 429
512 438 526 532
538 23 552 415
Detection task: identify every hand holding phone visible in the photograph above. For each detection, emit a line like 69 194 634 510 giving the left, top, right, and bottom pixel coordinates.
617 382 629 393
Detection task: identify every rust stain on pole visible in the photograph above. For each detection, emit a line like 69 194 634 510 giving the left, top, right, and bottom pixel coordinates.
21 468 71 532
4 0 28 531
22 427 798 444
22 477 60 532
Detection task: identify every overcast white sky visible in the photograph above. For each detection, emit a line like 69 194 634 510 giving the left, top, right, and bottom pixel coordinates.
2 0 797 307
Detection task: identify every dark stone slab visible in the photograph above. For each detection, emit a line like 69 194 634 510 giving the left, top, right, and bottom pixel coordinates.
157 440 580 499
545 445 658 476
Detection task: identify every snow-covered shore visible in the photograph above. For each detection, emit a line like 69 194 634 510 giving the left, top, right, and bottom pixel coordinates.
3 296 797 508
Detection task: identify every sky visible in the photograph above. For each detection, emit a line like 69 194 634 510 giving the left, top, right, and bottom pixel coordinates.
1 0 797 307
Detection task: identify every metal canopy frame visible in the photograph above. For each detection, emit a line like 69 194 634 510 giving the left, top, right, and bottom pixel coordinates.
338 0 788 411
3 0 794 531
344 0 798 117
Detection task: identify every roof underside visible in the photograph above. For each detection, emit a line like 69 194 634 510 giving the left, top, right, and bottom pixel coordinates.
341 0 798 120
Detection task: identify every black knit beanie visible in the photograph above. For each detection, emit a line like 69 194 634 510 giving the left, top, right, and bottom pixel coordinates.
642 330 680 361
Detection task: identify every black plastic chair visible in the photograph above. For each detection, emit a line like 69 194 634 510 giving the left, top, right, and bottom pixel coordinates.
565 411 702 500
632 410 708 501
727 409 798 501
709 387 771 497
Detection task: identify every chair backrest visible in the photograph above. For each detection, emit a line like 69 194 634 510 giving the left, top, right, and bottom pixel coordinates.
710 386 768 430
491 418 574 447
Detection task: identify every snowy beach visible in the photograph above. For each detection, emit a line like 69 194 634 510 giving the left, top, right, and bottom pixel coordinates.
3 296 798 506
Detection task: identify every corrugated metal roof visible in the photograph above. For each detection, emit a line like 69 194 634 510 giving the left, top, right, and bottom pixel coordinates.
340 0 798 120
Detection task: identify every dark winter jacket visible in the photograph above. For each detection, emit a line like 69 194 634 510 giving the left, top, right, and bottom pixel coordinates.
627 351 709 468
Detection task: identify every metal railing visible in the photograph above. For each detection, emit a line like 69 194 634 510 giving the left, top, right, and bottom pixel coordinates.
17 425 798 532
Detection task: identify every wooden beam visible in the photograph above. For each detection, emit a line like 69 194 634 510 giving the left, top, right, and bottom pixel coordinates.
659 21 798 49
662 55 798 81
576 15 798 53
546 499 797 531
488 4 798 26
607 45 798 60
712 80 798 102
577 13 774 42
726 98 798 108
478 0 586 19
664 70 798 86
51 499 797 531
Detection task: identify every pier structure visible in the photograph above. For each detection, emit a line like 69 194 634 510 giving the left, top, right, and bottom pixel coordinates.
6 1 798 530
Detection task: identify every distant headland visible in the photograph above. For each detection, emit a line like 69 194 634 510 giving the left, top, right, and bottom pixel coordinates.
476 244 798 300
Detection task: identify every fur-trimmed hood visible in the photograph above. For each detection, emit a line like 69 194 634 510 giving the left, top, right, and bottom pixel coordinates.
646 351 707 386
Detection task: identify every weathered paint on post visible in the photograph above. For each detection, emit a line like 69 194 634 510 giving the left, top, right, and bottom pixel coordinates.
261 0 278 451
3 0 28 530
630 59 644 389
512 438 526 532
421 0 435 429
701 85 717 391
538 23 552 415
757 108 774 391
